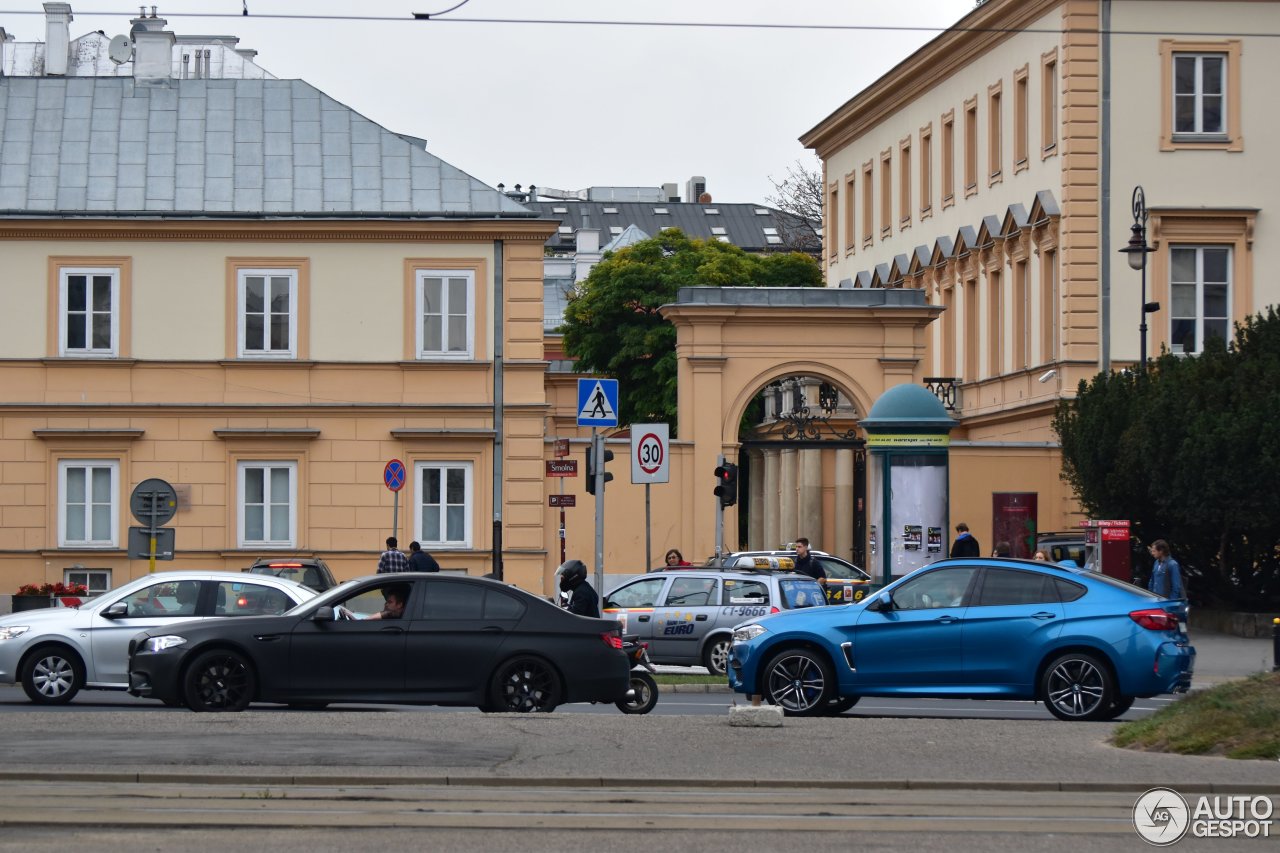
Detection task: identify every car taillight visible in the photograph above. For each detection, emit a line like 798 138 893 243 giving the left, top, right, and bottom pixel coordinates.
1130 608 1179 631
770 606 780 614
601 632 623 649
269 563 303 568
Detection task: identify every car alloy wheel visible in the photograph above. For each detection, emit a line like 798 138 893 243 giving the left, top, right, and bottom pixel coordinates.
490 656 562 713
703 637 731 676
22 645 84 705
1041 652 1114 721
763 649 833 716
184 650 256 712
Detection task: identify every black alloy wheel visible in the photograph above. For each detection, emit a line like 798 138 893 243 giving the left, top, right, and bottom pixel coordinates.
489 656 563 713
21 645 85 705
183 649 256 712
615 671 659 714
1041 652 1115 721
762 649 833 716
702 637 732 677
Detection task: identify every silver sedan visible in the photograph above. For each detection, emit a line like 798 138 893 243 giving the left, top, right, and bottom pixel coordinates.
0 571 315 705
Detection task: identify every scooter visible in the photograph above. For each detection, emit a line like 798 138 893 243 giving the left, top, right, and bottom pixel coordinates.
615 634 659 714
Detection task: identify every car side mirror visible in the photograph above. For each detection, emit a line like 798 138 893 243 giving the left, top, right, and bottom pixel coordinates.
311 606 335 623
102 601 129 619
867 595 894 613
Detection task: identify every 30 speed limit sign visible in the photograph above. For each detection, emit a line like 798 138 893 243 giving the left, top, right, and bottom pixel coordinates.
630 423 670 484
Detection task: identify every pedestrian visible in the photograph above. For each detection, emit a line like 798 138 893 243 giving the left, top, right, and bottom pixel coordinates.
376 536 409 573
992 541 1012 557
1032 549 1049 561
949 523 981 558
1147 539 1185 600
663 548 691 568
792 537 825 581
408 540 440 572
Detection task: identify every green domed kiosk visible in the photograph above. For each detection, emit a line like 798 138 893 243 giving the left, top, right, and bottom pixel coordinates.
860 383 957 585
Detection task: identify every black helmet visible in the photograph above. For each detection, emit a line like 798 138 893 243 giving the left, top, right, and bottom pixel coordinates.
558 559 587 591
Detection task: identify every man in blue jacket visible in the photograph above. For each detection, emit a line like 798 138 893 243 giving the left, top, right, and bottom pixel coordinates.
1147 539 1185 599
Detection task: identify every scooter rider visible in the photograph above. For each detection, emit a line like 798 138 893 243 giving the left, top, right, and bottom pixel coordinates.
558 559 600 618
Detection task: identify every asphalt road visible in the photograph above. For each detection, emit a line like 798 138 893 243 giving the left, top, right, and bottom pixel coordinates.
0 683 1178 720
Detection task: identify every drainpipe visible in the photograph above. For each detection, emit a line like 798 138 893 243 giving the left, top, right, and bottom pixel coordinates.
492 240 504 581
1099 0 1112 373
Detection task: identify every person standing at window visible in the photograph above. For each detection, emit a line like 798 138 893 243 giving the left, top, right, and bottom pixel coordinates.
1147 540 1185 600
377 537 409 573
408 540 440 573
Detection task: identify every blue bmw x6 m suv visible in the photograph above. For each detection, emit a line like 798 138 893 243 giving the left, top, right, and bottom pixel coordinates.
728 558 1194 721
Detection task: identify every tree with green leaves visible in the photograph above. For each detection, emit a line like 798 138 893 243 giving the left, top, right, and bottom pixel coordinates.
1052 308 1280 608
560 228 822 434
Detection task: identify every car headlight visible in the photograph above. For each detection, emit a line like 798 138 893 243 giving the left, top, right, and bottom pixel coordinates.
0 626 30 641
142 635 188 653
733 624 768 643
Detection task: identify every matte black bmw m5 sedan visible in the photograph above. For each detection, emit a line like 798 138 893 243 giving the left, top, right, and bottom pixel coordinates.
128 573 630 712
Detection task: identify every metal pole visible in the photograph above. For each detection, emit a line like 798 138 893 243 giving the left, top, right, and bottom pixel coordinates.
593 429 605 598
147 493 158 574
645 482 651 571
1273 618 1279 672
493 239 505 581
558 467 566 566
392 489 399 545
1140 252 1148 370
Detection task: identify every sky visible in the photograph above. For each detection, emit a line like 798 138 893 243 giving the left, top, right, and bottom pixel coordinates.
3 0 978 204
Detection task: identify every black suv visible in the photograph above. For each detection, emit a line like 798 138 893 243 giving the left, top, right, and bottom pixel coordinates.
243 557 337 592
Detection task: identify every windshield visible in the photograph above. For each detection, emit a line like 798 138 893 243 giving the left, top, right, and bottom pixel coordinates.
778 578 827 609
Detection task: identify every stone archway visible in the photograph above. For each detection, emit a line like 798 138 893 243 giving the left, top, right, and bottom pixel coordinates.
661 286 941 561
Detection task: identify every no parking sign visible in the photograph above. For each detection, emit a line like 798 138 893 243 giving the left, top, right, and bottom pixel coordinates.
630 423 669 484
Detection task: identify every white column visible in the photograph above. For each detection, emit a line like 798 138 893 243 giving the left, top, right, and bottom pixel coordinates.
779 448 798 546
835 448 854 562
798 448 822 546
763 450 780 551
748 450 765 550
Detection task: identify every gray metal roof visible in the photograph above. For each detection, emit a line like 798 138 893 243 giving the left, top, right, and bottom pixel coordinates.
527 200 819 254
0 76 533 217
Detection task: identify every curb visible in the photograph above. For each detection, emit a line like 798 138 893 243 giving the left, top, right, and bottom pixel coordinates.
0 770 1275 794
664 683 733 693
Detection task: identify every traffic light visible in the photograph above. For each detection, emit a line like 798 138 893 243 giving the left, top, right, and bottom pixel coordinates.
714 462 739 508
586 441 614 496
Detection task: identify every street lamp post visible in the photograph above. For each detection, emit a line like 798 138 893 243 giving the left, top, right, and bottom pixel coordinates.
1118 186 1160 370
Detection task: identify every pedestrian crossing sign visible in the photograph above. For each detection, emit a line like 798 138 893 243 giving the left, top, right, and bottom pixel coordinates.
577 378 620 427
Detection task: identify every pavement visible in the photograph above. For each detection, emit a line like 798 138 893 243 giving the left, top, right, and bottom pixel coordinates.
658 628 1277 692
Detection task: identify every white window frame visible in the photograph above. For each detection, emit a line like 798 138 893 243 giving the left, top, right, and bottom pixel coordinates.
64 567 112 594
59 268 120 357
415 461 473 549
1172 52 1226 137
237 269 298 359
57 460 119 548
416 270 475 359
1169 244 1232 355
237 461 297 548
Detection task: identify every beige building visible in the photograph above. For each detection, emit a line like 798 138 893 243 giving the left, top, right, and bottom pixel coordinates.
798 0 1278 555
0 8 558 596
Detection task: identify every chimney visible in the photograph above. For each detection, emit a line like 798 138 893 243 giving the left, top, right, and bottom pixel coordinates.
43 2 73 76
130 8 175 80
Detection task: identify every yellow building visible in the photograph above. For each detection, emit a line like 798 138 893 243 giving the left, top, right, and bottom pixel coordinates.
0 9 556 595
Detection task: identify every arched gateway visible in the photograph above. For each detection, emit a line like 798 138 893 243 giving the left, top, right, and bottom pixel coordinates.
661 286 942 565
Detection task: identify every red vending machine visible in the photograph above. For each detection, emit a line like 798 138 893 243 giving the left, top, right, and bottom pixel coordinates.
1083 519 1132 581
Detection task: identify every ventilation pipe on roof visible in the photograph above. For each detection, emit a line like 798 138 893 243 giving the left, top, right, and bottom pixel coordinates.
43 2 73 76
130 9 175 79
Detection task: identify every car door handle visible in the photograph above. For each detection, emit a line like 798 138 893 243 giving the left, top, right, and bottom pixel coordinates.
1031 612 1057 620
935 615 958 624
482 625 504 633
254 634 283 642
638 615 650 622
695 614 708 621
381 626 404 633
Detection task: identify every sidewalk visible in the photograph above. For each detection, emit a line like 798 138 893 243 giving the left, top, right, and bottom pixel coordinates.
656 629 1275 692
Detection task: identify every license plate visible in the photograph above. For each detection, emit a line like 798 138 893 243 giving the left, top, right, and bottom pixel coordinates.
1179 620 1187 634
